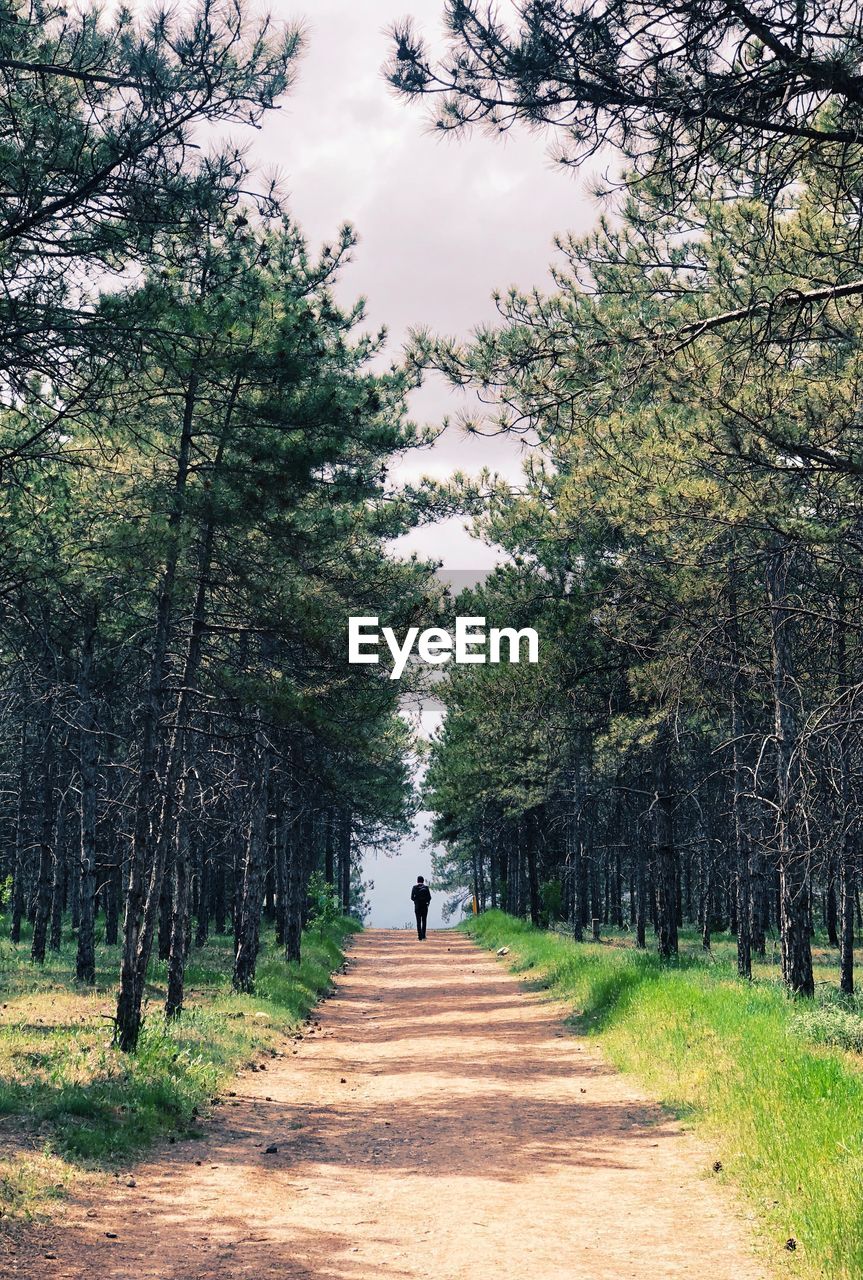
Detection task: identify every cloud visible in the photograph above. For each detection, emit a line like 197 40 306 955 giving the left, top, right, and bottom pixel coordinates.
245 1 601 575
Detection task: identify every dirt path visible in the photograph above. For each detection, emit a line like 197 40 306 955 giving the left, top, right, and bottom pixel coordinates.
8 931 766 1280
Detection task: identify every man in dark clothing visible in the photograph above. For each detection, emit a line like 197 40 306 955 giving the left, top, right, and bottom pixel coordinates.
411 876 431 939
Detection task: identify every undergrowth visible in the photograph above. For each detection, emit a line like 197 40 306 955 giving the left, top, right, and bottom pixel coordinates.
0 916 357 1219
465 909 863 1280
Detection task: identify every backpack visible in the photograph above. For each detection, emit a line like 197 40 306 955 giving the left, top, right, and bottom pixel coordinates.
414 884 431 907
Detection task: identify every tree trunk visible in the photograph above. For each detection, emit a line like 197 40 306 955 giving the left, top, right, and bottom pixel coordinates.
839 843 855 996
214 846 227 935
166 773 194 1018
195 841 211 948
115 372 200 1051
682 843 693 923
526 811 541 927
589 848 601 924
700 855 712 952
612 851 623 928
635 823 647 949
323 808 335 886
48 790 67 952
339 809 352 914
284 804 305 964
825 862 839 947
233 728 271 992
566 771 584 941
157 862 173 960
750 842 767 957
729 566 752 978
76 649 99 982
274 789 288 946
31 708 56 964
10 719 31 945
836 578 855 995
653 721 678 958
766 545 814 997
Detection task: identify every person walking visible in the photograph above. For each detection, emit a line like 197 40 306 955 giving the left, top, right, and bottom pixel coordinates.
411 875 431 940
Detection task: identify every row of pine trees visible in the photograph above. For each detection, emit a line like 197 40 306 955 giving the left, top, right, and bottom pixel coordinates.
0 0 431 1050
405 0 863 998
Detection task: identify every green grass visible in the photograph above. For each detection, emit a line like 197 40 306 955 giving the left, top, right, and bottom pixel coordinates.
465 909 863 1280
0 915 357 1218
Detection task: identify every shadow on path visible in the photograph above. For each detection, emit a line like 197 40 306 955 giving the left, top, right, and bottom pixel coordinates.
7 930 762 1280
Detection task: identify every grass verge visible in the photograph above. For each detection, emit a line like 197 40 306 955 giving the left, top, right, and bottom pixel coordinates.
465 909 863 1280
0 916 358 1220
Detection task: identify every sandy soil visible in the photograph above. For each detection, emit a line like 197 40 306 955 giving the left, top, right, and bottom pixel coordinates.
3 930 769 1279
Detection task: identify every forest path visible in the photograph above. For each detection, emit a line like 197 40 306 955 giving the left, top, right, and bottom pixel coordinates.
16 930 765 1280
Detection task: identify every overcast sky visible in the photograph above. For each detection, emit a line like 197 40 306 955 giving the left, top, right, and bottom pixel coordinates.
243 0 600 923
251 0 599 557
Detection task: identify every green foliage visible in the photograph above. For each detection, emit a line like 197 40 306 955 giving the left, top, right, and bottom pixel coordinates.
0 0 302 399
306 871 342 937
466 911 863 1280
388 0 863 211
539 878 564 926
790 1003 863 1055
